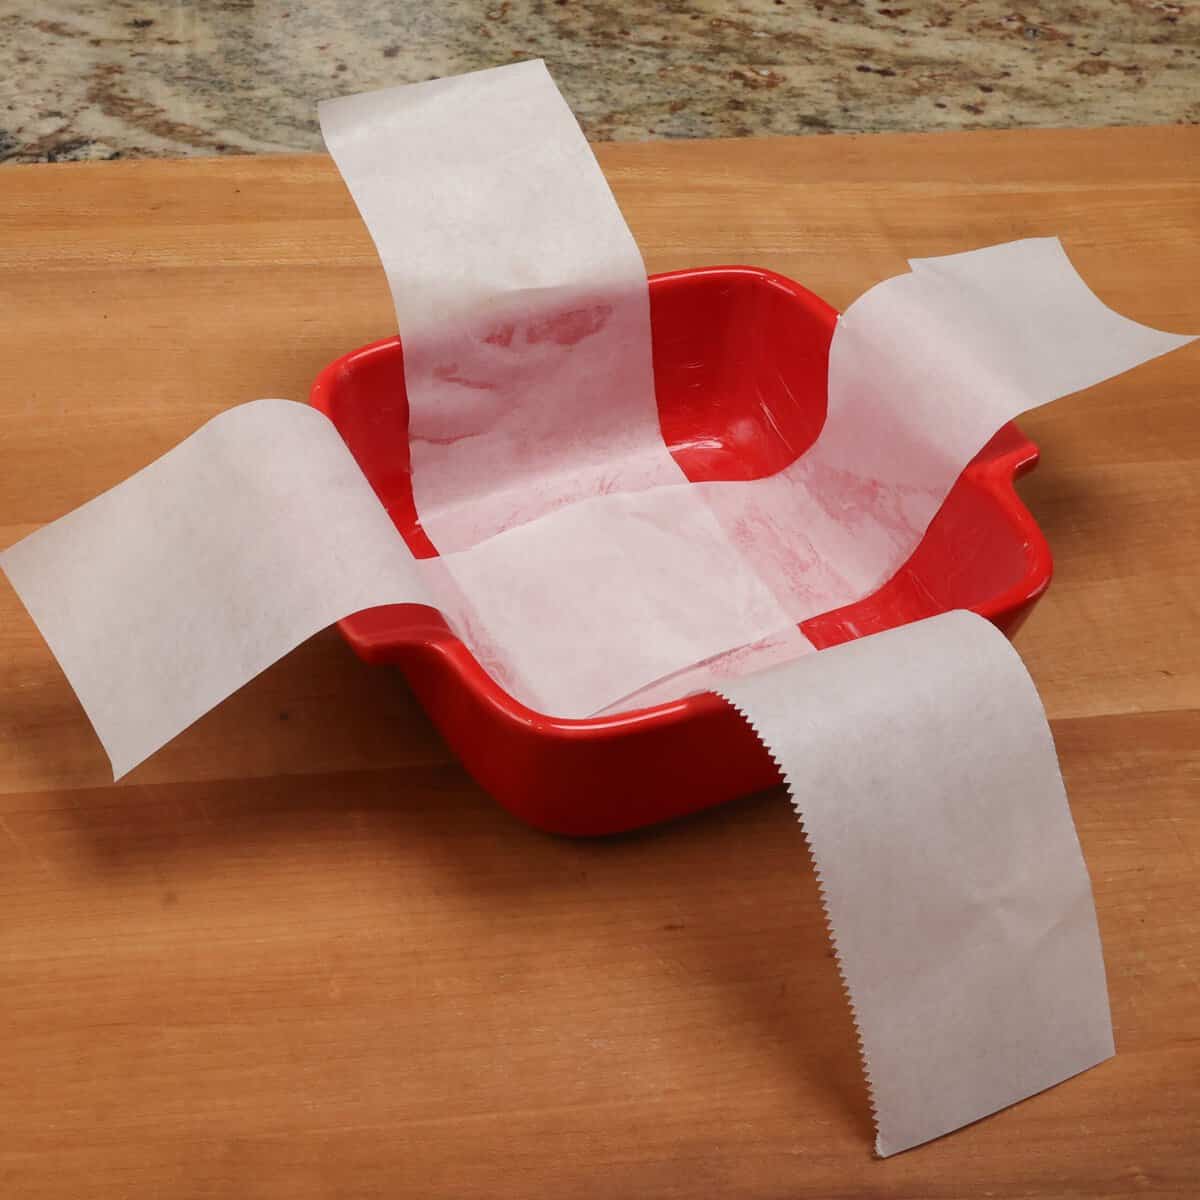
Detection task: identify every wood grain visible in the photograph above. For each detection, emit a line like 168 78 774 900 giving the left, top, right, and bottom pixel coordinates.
1 125 1198 1198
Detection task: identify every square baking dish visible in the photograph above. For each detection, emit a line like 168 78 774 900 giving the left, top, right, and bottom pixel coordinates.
310 266 1051 835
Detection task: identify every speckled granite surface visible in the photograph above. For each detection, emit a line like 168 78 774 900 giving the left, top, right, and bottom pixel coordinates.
1 1 1197 163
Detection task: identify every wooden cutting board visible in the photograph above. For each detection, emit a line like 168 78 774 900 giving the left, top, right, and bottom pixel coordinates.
1 125 1197 1199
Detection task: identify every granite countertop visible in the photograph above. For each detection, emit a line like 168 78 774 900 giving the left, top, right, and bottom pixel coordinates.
1 0 1197 163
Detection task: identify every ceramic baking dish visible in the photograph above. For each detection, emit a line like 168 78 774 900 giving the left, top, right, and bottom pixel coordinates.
310 266 1052 835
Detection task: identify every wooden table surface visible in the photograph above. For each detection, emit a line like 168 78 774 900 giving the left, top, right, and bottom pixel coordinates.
1 125 1197 1198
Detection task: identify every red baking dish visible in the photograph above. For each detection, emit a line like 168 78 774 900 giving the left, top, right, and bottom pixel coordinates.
310 265 1052 836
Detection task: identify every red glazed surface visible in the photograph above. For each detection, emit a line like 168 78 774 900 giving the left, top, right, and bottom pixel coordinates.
310 266 1052 836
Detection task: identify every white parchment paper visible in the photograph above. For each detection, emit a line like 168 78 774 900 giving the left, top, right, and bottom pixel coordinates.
319 60 687 553
689 237 1194 631
718 610 1115 1156
0 400 433 778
